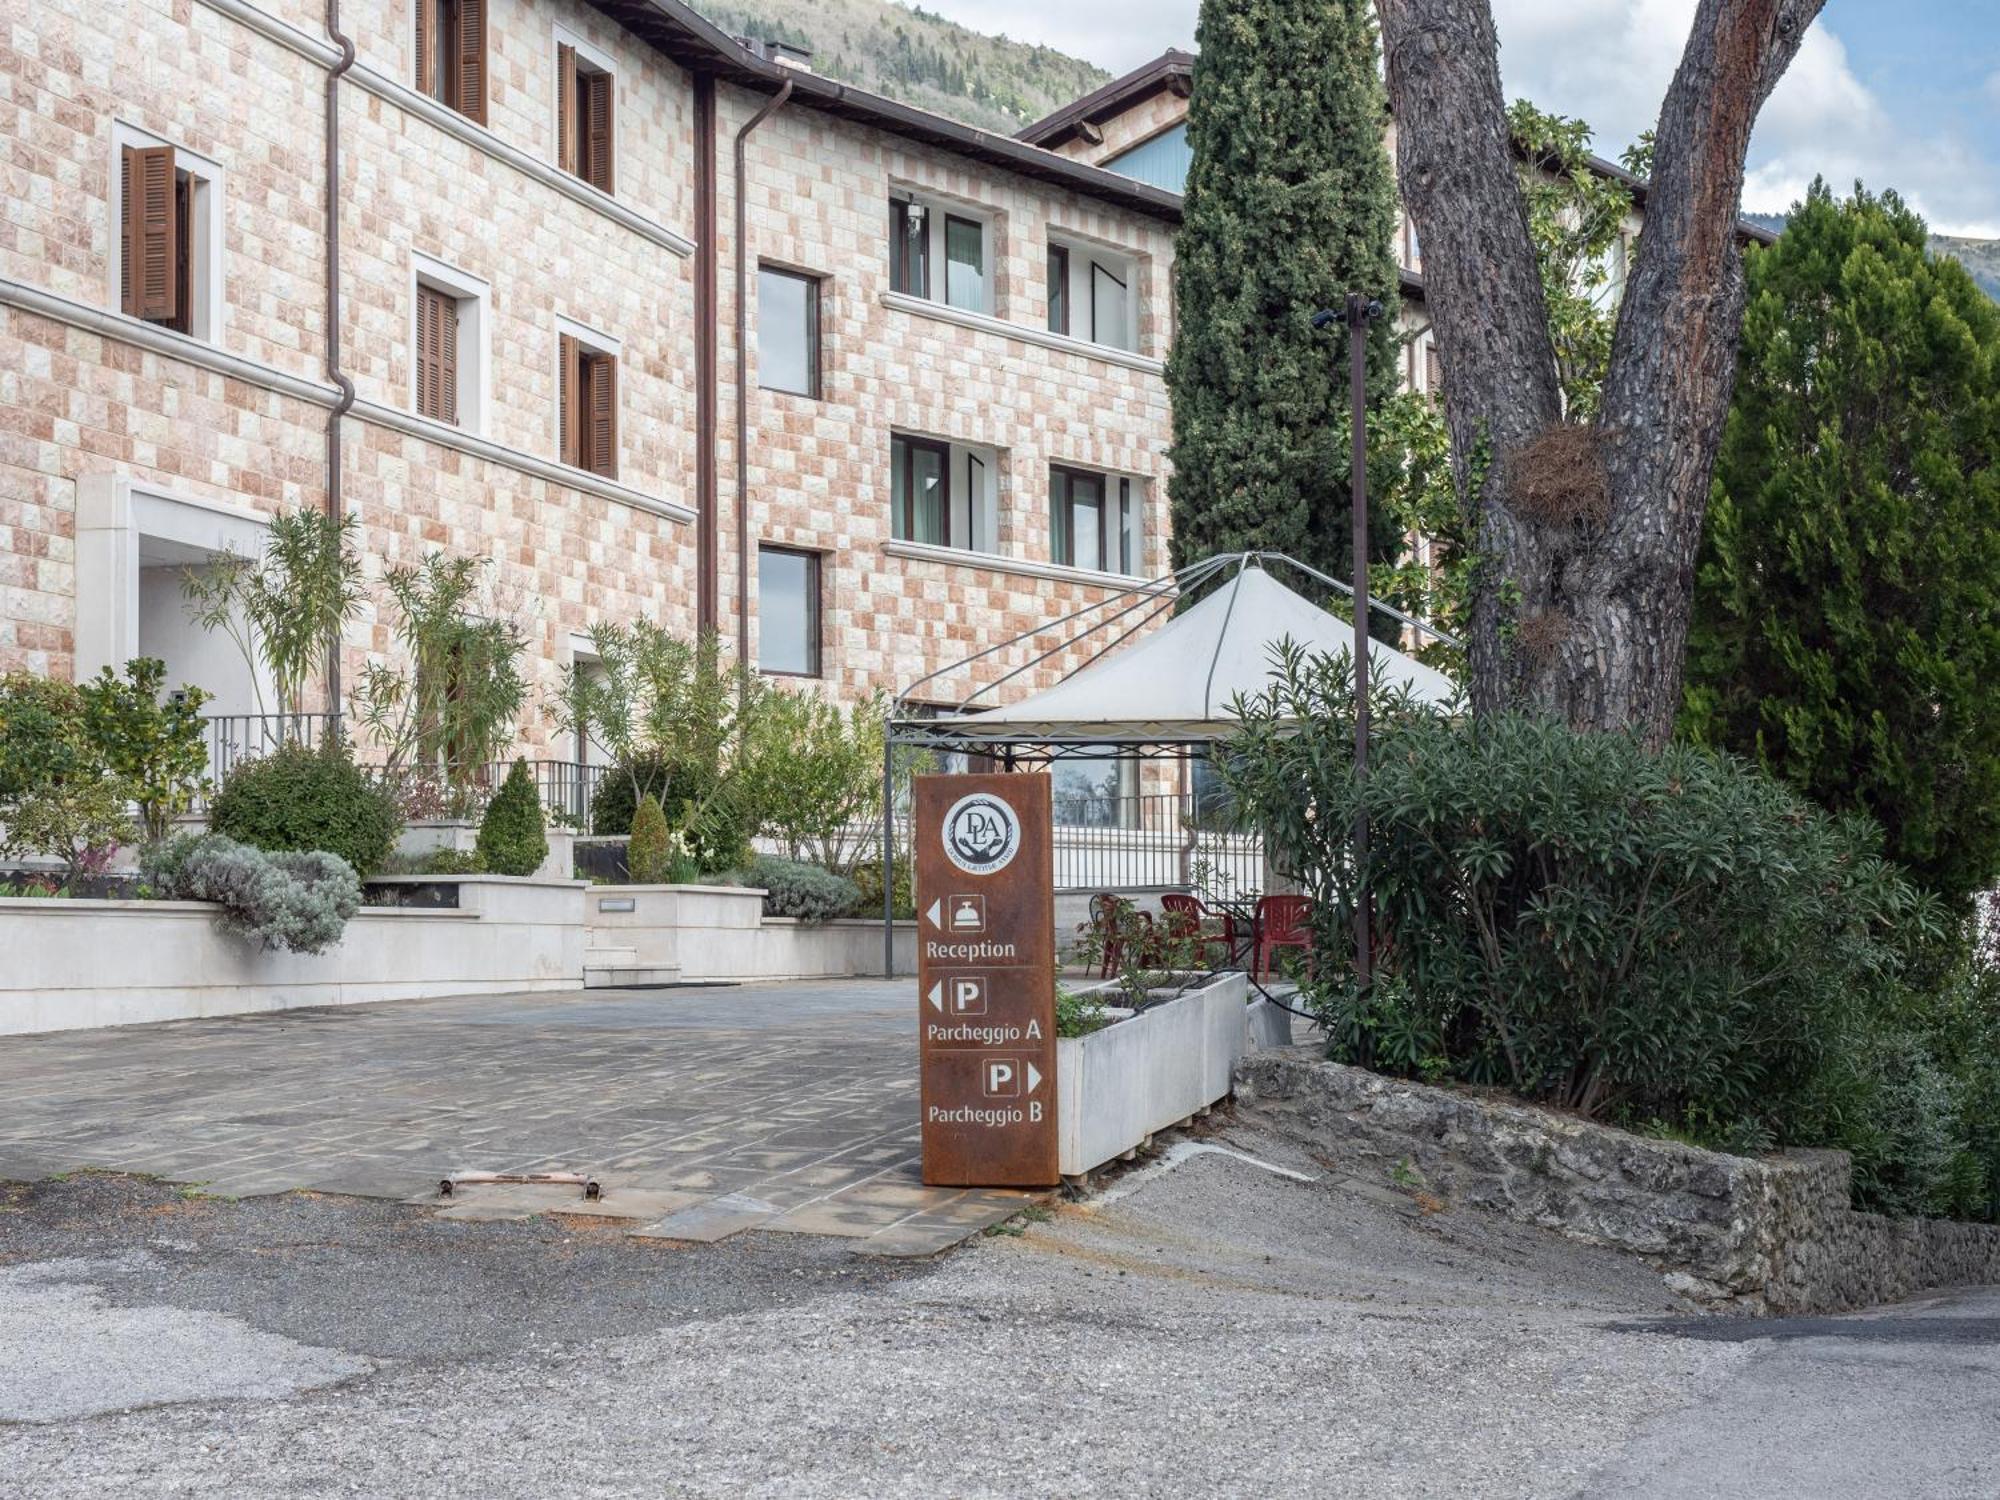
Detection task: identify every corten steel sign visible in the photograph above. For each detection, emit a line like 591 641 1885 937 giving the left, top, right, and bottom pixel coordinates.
914 772 1059 1187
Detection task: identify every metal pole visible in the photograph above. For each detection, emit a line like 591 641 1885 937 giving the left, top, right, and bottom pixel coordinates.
882 731 896 977
1347 292 1373 988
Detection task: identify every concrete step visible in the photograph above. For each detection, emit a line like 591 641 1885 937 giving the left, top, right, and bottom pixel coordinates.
583 953 683 988
584 944 639 968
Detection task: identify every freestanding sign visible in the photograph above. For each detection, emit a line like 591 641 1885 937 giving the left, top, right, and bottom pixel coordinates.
913 772 1059 1187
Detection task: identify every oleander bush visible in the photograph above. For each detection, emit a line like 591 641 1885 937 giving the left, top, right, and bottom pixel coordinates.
743 854 858 925
475 759 548 877
143 833 361 954
846 857 914 920
208 739 402 878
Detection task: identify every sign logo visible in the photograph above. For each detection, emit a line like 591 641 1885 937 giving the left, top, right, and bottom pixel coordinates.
941 792 1021 875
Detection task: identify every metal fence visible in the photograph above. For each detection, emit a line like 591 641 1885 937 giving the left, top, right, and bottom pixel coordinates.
1048 792 1263 895
199 712 343 801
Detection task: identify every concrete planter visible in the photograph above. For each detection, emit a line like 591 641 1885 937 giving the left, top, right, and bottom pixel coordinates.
0 876 589 1035
398 820 574 882
583 883 915 984
1057 971 1249 1177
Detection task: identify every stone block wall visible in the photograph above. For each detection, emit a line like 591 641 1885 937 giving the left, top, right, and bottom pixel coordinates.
1236 1051 2000 1315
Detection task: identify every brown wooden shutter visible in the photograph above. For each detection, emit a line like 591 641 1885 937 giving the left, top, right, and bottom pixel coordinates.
557 43 577 174
455 0 485 124
439 290 458 425
415 0 436 99
119 148 133 314
559 333 580 466
585 354 616 477
1425 343 1444 403
583 71 613 192
122 145 180 323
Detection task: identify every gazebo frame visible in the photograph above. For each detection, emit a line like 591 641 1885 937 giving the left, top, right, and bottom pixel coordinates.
877 551 1461 971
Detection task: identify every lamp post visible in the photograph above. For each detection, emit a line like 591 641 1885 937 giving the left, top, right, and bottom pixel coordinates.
1313 294 1383 986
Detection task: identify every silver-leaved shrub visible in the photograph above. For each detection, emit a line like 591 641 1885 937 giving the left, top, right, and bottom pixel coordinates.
143 833 360 954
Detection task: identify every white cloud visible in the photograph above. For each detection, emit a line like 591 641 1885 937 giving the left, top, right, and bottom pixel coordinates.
905 1 2000 238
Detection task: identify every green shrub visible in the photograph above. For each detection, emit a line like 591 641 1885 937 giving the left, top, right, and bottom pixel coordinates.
1224 648 1936 1142
626 794 679 884
591 755 750 871
0 673 138 879
209 740 402 878
419 847 485 875
744 855 858 924
847 857 914 919
475 760 547 876
142 832 360 954
78 658 210 842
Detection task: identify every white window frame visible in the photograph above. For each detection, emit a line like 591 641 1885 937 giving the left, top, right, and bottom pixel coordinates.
409 251 490 434
553 313 621 466
107 121 226 344
550 21 620 182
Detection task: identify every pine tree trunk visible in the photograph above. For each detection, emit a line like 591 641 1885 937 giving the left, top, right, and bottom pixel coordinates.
1378 0 1826 745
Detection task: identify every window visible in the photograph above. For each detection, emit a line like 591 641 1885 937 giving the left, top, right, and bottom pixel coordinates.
757 547 820 677
1425 343 1443 405
758 266 820 398
1046 244 1069 335
891 434 950 547
890 196 930 298
1051 465 1140 575
1052 755 1138 828
416 0 486 124
892 435 999 553
557 41 614 193
119 145 192 334
1102 121 1191 194
559 329 618 478
414 284 459 424
1090 261 1130 347
944 214 986 312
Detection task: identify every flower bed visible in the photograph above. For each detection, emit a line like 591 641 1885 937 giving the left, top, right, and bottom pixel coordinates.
1056 971 1250 1177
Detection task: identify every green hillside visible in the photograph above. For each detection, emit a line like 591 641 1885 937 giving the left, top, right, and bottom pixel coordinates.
692 0 1109 135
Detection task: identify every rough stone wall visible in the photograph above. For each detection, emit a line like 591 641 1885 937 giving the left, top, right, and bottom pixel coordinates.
1237 1051 2000 1315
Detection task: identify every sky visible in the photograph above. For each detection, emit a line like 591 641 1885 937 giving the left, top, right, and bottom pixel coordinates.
906 0 2000 237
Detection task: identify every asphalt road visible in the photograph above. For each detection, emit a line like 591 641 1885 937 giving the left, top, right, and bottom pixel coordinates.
1 1136 1995 1498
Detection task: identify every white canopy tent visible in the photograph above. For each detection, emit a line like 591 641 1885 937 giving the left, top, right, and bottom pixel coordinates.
907 554 1457 752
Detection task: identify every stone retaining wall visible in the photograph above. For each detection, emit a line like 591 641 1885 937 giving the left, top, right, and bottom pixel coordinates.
1236 1050 2000 1315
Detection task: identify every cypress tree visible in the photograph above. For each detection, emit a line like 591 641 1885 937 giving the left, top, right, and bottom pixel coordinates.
1682 183 2000 910
1165 0 1403 603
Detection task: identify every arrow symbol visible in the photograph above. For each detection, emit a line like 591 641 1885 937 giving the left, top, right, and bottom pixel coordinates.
1026 1062 1042 1095
925 898 942 930
927 981 944 1014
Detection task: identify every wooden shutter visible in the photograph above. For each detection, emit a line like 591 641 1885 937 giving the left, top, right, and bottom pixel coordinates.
439 292 458 425
455 0 485 124
121 145 180 322
583 71 613 192
559 334 580 466
1425 344 1444 403
557 43 577 174
585 354 616 477
415 0 436 100
415 285 435 417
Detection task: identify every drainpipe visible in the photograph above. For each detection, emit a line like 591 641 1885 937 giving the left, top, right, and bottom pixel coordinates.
323 0 357 718
732 79 792 672
694 75 718 635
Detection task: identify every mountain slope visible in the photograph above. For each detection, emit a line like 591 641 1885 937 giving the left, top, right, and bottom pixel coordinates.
691 0 1109 135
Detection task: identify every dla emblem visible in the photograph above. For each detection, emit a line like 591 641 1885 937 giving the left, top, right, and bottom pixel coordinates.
941 792 1021 875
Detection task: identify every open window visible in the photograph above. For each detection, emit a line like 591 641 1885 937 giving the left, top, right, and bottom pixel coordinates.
888 191 992 315
416 0 486 124
412 254 487 431
891 434 998 555
1047 234 1138 352
114 129 221 340
556 37 615 194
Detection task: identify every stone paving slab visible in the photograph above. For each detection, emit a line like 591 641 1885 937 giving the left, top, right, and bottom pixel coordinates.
0 981 1023 1253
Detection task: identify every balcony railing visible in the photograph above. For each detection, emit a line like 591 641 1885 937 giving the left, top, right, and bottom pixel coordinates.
201 711 343 793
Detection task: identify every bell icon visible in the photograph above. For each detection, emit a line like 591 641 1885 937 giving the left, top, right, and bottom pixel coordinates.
952 898 980 929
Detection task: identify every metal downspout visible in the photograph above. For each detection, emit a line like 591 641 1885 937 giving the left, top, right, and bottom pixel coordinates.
323 0 357 715
732 79 792 673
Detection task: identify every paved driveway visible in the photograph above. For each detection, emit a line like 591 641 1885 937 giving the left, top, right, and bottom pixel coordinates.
0 982 1024 1253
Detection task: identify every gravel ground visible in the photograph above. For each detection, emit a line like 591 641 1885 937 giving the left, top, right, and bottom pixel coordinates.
0 1131 1772 1500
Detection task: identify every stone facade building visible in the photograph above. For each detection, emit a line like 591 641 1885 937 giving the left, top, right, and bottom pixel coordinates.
0 0 1179 788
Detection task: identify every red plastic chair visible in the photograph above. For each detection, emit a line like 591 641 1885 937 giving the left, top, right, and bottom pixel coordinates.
1254 894 1314 980
1159 892 1237 970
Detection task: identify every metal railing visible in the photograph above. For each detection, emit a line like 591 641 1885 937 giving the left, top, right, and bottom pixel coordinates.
201 711 343 793
1049 791 1262 895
